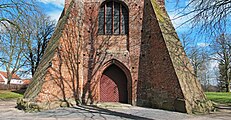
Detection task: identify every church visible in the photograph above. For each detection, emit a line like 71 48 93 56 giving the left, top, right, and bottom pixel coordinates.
19 0 212 113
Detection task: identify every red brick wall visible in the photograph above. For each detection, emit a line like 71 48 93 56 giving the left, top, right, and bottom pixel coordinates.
36 1 84 102
137 0 184 111
34 0 184 111
80 0 144 105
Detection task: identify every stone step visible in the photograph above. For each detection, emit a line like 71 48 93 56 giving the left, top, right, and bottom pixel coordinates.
96 102 132 109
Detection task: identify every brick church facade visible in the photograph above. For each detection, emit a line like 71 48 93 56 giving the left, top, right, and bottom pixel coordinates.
20 0 213 113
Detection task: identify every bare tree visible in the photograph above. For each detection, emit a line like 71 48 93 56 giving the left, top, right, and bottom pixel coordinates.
0 0 36 28
0 0 53 83
181 33 211 90
23 12 55 76
0 24 26 84
172 0 231 90
0 0 37 66
171 0 231 36
211 33 231 92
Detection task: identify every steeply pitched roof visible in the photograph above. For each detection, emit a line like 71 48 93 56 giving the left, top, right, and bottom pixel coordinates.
0 75 5 83
22 79 31 85
0 71 20 79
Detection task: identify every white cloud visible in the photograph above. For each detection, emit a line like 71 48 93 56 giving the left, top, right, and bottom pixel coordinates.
167 8 192 33
38 0 64 21
209 59 219 69
197 42 209 47
47 9 63 21
166 1 195 33
38 0 64 7
0 25 5 32
0 21 10 32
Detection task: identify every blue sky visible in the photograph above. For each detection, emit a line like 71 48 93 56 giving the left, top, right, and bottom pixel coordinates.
38 0 193 36
39 0 209 46
38 0 65 21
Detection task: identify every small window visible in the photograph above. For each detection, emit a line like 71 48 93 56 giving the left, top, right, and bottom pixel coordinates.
98 1 128 35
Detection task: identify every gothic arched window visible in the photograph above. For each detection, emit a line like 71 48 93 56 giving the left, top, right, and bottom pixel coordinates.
98 1 128 35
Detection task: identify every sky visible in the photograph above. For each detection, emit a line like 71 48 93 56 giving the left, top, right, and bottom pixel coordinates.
38 0 65 21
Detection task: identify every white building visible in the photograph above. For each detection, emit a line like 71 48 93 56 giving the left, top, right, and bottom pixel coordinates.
0 71 23 84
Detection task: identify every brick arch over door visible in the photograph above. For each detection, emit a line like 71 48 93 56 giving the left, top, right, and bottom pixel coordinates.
99 59 132 104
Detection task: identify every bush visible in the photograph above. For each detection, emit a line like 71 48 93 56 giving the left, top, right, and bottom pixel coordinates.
0 84 27 90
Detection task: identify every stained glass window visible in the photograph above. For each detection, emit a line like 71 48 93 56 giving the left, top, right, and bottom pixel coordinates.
98 1 128 35
122 6 128 34
106 2 113 34
114 2 120 34
98 5 105 34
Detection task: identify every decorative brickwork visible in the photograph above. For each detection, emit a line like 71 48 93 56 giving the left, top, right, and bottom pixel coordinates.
19 0 213 114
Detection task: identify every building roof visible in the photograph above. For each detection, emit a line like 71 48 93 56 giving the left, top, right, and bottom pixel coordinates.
22 79 31 85
0 71 21 79
0 75 5 83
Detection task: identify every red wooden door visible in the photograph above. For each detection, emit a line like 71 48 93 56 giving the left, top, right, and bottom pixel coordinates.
100 65 128 103
100 75 119 102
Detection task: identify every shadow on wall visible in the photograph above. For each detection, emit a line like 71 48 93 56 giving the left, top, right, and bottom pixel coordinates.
37 1 131 107
137 0 205 113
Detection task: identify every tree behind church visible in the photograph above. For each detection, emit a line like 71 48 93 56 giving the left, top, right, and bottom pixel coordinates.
211 34 231 92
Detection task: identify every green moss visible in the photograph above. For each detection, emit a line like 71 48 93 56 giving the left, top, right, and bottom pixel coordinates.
17 98 41 112
150 0 165 22
192 100 215 114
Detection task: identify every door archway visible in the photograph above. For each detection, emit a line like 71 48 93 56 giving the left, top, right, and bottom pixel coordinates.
100 64 128 103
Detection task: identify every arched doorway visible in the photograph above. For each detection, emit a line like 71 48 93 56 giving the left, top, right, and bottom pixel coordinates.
100 64 128 103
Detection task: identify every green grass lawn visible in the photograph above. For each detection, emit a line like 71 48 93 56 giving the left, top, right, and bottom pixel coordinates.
205 92 231 104
0 90 23 100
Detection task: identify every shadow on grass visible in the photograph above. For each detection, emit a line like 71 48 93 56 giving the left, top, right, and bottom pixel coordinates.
12 88 27 95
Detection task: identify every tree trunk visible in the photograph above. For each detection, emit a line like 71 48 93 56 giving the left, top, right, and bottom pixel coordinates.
225 83 230 92
7 80 11 90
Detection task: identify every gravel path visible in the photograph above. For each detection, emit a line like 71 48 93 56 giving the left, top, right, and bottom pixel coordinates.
0 100 231 120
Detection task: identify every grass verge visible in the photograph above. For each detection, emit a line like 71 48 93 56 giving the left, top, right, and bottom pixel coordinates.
0 90 23 100
205 92 231 105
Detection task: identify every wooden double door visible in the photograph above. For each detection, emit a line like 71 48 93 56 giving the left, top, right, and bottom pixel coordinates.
100 64 128 103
